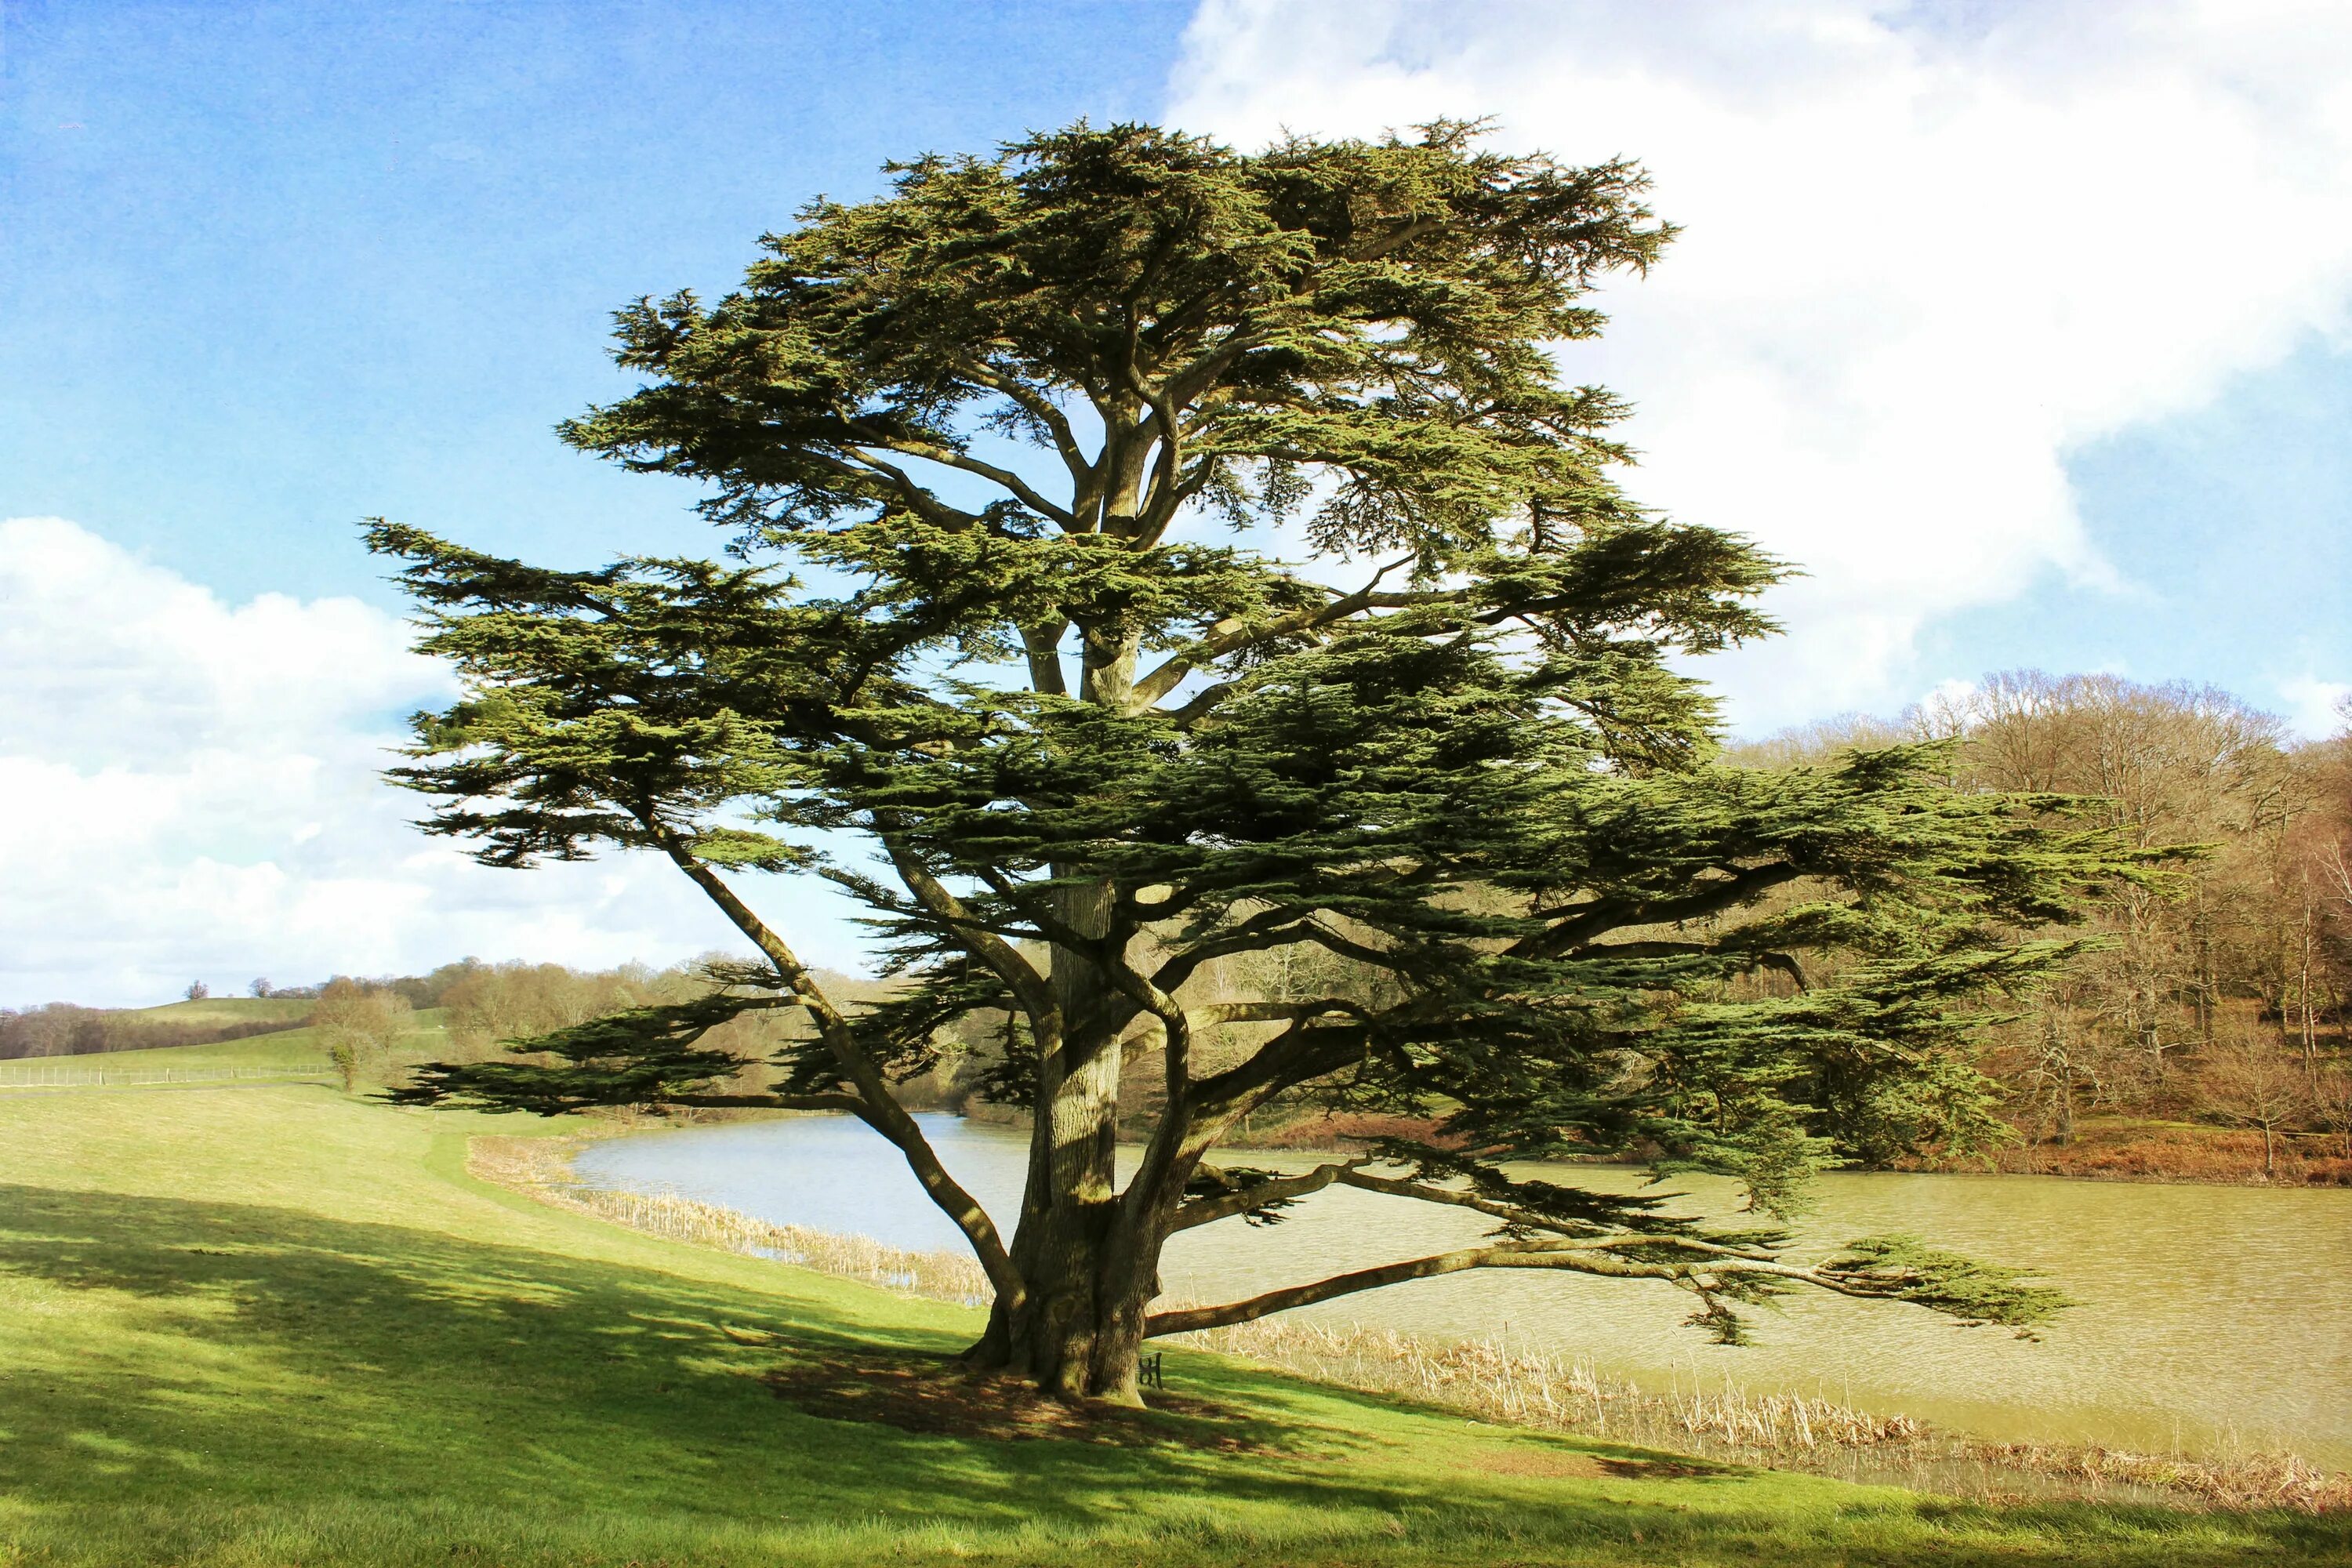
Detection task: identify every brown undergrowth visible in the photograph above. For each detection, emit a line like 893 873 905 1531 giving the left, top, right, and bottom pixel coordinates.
1225 1108 2352 1185
468 1131 2351 1513
1912 1121 2352 1186
1181 1317 2352 1512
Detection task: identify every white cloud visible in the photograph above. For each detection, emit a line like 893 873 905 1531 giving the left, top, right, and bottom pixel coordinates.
0 518 863 1007
1167 0 2352 728
2278 675 2351 740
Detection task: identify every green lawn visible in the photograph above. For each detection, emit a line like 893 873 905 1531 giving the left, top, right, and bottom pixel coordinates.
19 1010 454 1076
125 997 318 1029
53 1027 335 1073
0 1087 2342 1566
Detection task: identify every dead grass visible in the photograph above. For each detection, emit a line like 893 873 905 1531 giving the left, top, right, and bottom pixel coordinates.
468 1134 992 1304
1177 1316 2352 1512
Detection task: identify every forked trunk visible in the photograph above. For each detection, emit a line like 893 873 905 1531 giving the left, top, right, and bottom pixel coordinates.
960 626 1186 1402
959 866 1186 1403
967 1213 1166 1403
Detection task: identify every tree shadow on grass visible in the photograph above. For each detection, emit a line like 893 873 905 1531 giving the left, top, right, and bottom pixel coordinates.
0 1184 1597 1526
2 1181 2347 1566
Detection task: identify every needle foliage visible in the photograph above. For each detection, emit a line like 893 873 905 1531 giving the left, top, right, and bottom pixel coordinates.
377 121 2153 1387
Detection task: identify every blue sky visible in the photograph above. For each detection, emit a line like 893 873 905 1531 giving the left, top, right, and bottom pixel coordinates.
5 0 2350 1004
3 0 1189 600
1922 335 2352 716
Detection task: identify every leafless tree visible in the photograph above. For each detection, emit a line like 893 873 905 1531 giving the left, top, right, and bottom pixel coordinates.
2199 1029 2311 1180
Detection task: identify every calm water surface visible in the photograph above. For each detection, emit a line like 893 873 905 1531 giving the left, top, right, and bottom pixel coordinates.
575 1113 2352 1465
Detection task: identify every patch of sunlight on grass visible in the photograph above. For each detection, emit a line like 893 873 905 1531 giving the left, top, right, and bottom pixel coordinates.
1 1087 2347 1566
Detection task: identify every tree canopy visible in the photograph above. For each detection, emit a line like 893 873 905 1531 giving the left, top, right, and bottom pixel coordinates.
378 120 2145 1402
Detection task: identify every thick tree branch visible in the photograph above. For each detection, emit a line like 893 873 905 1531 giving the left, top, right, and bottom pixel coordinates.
1168 1158 1367 1232
1328 1170 1782 1258
1183 1017 1370 1120
1519 864 1808 958
1129 556 1418 711
1582 941 1811 990
641 819 1025 1307
1189 998 1370 1025
1150 909 1413 1002
1145 1240 1690 1336
809 447 983 532
949 357 1092 485
882 844 1057 1027
844 426 1079 528
1020 622 1070 697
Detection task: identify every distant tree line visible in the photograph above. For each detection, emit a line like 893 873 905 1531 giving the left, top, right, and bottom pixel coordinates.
15 670 2345 1174
2 960 499 1062
1726 673 2352 1171
0 1007 300 1061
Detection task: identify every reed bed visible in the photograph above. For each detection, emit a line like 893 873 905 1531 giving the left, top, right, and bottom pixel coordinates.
470 1133 2348 1513
1174 1316 2352 1512
469 1136 992 1305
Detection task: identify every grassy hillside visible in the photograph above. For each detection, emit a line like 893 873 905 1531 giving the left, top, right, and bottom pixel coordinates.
125 996 318 1028
34 1011 455 1074
53 1025 336 1073
0 1087 2343 1566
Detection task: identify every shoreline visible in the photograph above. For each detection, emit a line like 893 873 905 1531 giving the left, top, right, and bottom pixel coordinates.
620 1102 2352 1189
1200 1111 2352 1190
474 1129 2350 1513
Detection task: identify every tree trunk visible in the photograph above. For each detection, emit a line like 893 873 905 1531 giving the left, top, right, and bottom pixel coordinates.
960 840 1180 1403
961 618 1184 1402
964 1076 1185 1404
967 1212 1171 1403
960 991 1199 1403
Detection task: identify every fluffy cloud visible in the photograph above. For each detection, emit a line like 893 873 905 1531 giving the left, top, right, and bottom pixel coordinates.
0 518 859 1007
2281 676 2352 742
1167 0 2352 728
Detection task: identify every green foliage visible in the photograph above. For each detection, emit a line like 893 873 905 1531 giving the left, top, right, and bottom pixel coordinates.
1821 1234 2077 1338
373 119 2154 1351
389 992 774 1115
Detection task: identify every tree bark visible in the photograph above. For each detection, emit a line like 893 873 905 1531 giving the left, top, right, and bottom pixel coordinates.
960 855 1175 1401
961 568 1203 1399
968 1202 1178 1404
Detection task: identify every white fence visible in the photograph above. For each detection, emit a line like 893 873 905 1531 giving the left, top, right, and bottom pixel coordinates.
0 1063 332 1090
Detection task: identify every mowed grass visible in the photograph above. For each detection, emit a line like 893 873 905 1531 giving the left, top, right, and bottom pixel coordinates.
0 1090 2344 1567
45 1009 454 1075
124 998 318 1029
56 1029 335 1073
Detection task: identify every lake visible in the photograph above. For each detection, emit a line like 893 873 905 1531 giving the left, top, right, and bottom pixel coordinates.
574 1112 2352 1465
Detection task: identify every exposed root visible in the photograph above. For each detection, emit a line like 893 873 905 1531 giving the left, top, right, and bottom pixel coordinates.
761 1350 1271 1451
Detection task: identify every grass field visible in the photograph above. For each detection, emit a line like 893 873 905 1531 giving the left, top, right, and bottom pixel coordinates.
2 1087 2345 1566
9 1008 454 1076
125 998 319 1029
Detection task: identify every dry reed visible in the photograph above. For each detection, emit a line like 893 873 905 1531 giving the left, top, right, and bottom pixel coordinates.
1174 1316 2352 1512
469 1135 991 1305
469 1133 2348 1513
